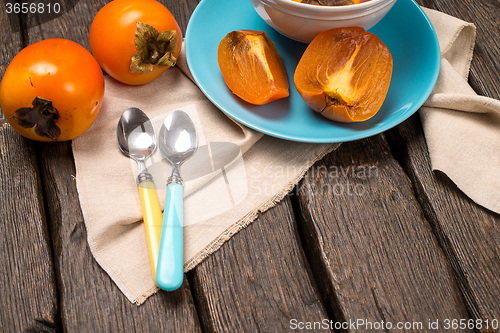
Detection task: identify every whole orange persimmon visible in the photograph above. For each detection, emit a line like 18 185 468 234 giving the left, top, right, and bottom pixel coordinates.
89 0 182 85
294 27 393 122
0 38 105 142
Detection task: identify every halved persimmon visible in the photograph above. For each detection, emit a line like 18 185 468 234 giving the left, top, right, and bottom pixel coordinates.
294 27 393 122
218 30 289 105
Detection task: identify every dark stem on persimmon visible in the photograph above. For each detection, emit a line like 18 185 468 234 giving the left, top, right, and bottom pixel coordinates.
145 40 162 64
11 96 61 140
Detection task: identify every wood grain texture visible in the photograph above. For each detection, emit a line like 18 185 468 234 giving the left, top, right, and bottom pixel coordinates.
387 0 500 328
0 7 58 332
294 134 471 331
163 0 201 39
23 0 107 48
386 115 500 329
418 0 500 99
189 197 330 332
0 6 23 122
0 124 58 332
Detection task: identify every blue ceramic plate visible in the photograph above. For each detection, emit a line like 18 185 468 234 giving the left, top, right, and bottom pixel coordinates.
185 0 440 143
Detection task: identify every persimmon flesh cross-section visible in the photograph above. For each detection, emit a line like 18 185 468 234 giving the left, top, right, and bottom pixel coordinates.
294 27 393 122
218 30 289 105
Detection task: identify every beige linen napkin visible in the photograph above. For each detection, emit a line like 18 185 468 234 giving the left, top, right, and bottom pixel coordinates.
72 47 337 304
420 9 500 214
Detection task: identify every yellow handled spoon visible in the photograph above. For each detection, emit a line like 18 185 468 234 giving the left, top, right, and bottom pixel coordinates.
117 107 163 279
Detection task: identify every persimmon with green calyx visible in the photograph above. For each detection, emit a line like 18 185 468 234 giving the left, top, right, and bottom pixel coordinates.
89 0 182 85
218 30 289 105
0 38 105 142
294 27 393 122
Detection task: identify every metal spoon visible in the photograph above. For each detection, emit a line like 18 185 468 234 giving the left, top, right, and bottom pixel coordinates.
156 109 198 291
117 107 163 279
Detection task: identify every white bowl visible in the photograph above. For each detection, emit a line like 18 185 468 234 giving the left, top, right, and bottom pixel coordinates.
249 0 397 43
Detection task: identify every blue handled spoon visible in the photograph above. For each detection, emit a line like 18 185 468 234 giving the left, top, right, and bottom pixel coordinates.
156 110 198 290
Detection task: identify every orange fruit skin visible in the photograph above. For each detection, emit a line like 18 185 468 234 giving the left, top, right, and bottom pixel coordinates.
89 0 182 85
0 38 105 141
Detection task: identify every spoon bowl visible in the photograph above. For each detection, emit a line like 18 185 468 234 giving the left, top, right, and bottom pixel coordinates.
117 107 163 279
156 110 198 291
159 111 198 173
117 107 156 176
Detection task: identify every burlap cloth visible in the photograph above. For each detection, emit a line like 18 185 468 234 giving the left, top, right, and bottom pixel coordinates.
72 8 500 304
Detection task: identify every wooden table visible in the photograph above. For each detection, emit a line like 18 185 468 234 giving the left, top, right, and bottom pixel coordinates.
1 0 499 331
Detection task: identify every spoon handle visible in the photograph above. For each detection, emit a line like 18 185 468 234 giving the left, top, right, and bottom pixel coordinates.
156 183 184 290
138 181 163 279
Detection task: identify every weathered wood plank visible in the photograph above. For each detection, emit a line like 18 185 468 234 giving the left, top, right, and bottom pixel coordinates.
163 0 201 40
386 0 500 328
0 7 58 332
418 0 500 99
189 197 330 332
24 0 201 331
295 135 471 331
387 115 500 328
0 124 58 331
0 3 23 122
23 0 108 50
